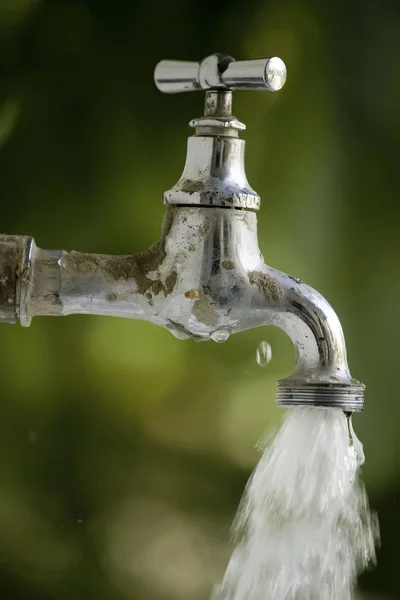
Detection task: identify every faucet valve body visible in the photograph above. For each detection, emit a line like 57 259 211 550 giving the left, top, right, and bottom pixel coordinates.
156 54 285 210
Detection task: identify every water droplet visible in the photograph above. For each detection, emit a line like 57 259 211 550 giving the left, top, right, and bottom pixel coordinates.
211 329 230 343
289 275 303 284
265 57 287 91
77 518 83 524
256 341 272 366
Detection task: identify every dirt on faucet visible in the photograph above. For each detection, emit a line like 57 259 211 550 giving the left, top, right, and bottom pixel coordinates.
62 208 178 300
248 270 284 303
192 290 218 326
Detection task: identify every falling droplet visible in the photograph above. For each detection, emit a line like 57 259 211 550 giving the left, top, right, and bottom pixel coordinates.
346 412 365 466
256 341 272 366
211 329 230 343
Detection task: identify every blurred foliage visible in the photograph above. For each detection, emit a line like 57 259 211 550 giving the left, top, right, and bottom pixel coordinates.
0 0 399 598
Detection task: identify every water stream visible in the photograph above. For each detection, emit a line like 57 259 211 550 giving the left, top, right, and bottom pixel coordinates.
213 408 379 600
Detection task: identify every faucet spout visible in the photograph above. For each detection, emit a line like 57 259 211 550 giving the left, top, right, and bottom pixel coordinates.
266 273 365 411
0 204 364 412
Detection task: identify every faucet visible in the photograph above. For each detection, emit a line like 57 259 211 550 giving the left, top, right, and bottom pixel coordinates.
0 54 364 412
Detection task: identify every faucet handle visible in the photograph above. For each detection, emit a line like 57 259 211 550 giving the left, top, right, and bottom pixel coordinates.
154 54 287 94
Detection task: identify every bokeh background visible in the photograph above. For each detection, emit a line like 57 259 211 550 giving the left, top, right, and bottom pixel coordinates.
0 0 399 598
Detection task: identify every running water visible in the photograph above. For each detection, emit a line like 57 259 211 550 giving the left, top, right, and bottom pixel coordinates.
212 408 379 600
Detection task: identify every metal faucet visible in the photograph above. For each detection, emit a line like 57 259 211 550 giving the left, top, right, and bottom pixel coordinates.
0 54 364 412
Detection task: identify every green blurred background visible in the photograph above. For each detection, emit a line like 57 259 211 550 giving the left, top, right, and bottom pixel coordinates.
0 0 399 598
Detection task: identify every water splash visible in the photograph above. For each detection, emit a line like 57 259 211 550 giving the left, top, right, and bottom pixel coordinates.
212 408 379 600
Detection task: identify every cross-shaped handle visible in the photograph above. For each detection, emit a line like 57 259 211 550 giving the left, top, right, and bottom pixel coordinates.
154 54 286 94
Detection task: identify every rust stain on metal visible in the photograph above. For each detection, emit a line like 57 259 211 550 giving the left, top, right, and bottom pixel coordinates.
179 179 204 194
165 271 177 296
106 292 118 302
248 270 284 303
184 289 199 300
200 221 210 235
0 238 23 323
63 208 178 300
221 260 235 270
192 291 218 326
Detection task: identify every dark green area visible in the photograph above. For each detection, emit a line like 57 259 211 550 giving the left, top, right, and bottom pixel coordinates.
0 0 399 598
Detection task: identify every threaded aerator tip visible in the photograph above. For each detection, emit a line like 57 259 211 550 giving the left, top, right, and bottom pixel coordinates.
276 384 365 412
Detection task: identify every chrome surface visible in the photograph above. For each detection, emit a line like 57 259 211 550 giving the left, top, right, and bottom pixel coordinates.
163 136 260 210
159 56 286 209
154 54 287 93
204 91 233 117
2 207 364 411
0 53 365 411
